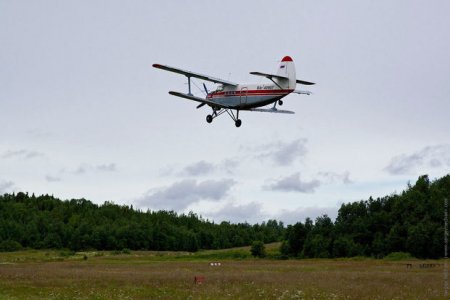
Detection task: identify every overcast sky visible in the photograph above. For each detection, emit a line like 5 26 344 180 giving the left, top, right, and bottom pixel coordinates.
1 0 449 224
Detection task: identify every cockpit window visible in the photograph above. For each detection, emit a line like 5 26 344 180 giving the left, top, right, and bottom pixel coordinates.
216 85 224 92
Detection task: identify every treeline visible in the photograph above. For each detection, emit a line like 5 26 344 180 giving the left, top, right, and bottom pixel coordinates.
0 174 449 258
282 174 450 259
0 193 284 252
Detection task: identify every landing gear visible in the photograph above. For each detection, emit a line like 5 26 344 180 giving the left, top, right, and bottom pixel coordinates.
230 110 241 128
205 108 243 127
278 100 283 106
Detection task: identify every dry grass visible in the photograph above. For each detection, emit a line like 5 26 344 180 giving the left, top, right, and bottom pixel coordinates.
0 250 446 299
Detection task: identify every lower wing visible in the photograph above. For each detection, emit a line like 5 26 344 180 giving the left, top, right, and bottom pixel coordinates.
248 108 295 114
169 91 294 114
168 91 233 109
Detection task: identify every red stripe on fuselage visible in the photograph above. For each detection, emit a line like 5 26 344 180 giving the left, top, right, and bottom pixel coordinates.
208 89 293 98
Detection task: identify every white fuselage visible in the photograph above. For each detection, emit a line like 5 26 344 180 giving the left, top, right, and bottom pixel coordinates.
206 56 297 110
206 83 294 110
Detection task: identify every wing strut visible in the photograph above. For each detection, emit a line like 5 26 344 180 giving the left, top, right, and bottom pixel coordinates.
187 76 192 96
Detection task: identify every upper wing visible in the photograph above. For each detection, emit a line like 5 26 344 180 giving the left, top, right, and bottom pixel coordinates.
248 108 295 114
153 64 238 87
168 91 233 109
250 72 289 80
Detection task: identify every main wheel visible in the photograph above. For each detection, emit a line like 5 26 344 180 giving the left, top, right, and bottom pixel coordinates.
278 100 283 106
206 115 213 123
235 119 242 127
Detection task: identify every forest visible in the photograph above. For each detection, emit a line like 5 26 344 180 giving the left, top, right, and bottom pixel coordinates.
0 192 284 252
0 174 449 259
283 174 449 259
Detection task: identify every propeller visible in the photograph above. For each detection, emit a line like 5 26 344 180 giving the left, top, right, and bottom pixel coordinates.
196 83 210 109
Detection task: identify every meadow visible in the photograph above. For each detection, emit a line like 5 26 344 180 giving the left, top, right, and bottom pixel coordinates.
0 245 446 299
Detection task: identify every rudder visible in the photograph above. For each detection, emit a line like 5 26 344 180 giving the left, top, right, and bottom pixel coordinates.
276 56 296 89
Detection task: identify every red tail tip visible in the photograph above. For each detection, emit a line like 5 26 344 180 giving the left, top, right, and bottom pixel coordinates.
281 56 293 62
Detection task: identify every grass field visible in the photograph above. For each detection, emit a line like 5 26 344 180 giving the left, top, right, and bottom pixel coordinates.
0 245 447 299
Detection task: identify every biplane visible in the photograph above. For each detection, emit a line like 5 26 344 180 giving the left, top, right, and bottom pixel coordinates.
153 56 314 127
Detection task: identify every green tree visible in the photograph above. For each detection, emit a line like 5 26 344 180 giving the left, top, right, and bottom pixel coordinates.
406 223 430 258
0 240 22 252
250 240 266 258
333 236 360 257
303 234 331 258
279 240 291 258
285 222 308 256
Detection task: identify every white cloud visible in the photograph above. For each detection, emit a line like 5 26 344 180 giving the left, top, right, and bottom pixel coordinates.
159 165 176 176
26 129 54 139
162 158 240 177
2 149 44 159
318 171 352 184
274 206 339 225
64 163 118 175
258 139 308 166
182 160 215 176
45 163 117 182
385 144 450 175
137 179 236 211
205 202 339 225
0 180 14 194
45 175 61 182
96 163 117 172
219 158 240 175
73 165 88 175
206 201 267 224
265 172 321 193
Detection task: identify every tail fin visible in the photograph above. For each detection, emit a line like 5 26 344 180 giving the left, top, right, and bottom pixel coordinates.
276 56 296 89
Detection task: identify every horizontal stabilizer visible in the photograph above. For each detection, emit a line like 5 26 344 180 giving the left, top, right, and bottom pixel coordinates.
153 64 238 86
293 90 312 95
249 108 295 114
296 79 315 85
250 72 289 80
